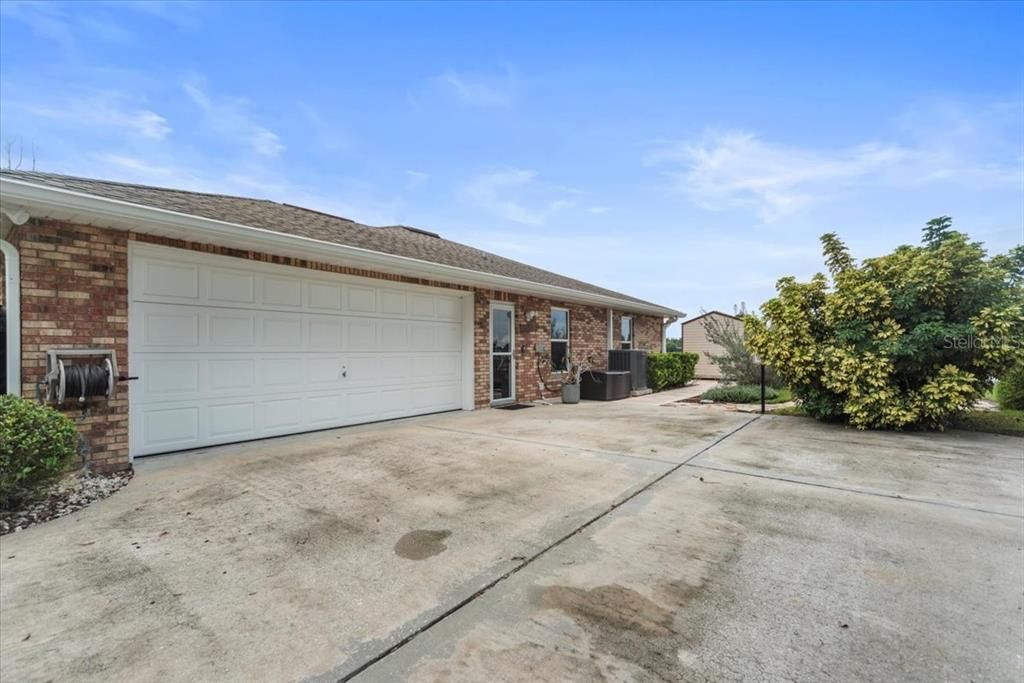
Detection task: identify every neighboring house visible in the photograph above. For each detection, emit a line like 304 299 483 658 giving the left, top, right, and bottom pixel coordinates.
681 310 743 380
0 171 681 470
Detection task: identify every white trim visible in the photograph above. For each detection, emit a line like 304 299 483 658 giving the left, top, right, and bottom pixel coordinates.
489 301 516 405
460 295 475 411
550 306 569 372
620 315 633 350
1 239 20 396
0 177 682 318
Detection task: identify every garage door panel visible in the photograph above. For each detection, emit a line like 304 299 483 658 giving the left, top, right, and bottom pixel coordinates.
140 358 201 399
263 315 303 347
346 319 378 350
208 268 255 304
137 260 199 301
263 276 303 307
131 246 467 456
346 285 377 313
437 296 461 321
379 290 408 315
141 306 200 349
307 318 343 349
263 398 304 430
208 402 256 438
143 406 200 447
209 358 256 393
307 393 346 426
436 323 461 350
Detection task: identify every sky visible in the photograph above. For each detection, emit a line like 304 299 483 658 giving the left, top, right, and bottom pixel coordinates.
1 1 1022 322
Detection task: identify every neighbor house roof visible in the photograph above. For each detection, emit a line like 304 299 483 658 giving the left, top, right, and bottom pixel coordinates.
681 310 742 325
0 170 681 317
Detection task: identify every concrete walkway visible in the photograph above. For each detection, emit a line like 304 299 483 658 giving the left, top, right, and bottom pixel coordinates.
1 400 1021 683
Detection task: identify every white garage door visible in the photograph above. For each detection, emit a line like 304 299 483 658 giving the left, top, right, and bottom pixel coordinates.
129 245 468 456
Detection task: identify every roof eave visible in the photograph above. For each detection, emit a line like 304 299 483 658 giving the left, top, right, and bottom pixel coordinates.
0 177 683 318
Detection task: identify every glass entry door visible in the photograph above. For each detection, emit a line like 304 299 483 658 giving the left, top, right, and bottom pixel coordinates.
490 303 515 404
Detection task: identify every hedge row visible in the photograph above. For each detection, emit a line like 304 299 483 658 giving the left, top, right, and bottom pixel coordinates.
647 352 699 391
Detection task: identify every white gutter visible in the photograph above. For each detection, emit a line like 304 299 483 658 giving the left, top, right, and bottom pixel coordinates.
1 238 20 396
0 177 684 318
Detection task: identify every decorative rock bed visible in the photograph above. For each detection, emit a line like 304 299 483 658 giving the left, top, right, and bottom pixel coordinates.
0 471 133 535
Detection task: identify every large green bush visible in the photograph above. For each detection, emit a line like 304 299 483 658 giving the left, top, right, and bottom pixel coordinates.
0 396 78 510
746 218 1023 429
647 352 699 391
996 364 1024 410
702 384 779 403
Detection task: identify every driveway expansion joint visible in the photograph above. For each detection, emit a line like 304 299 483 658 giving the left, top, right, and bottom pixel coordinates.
682 462 1024 519
338 415 761 682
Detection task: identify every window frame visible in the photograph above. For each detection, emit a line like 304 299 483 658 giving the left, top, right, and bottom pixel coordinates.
620 315 633 350
550 306 570 372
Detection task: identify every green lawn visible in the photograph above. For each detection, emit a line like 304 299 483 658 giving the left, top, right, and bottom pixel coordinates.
770 405 1024 437
700 385 793 404
952 409 1024 437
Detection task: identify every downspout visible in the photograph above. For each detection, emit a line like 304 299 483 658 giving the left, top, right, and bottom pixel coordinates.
1 237 21 396
661 316 679 352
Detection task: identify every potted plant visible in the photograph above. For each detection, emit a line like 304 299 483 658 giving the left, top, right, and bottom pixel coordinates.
560 354 592 404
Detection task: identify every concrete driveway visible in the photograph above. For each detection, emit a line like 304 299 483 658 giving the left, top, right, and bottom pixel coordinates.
1 397 1021 682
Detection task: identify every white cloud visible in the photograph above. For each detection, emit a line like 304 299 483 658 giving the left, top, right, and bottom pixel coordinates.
183 79 284 157
647 102 1022 223
433 67 517 107
588 206 611 215
461 168 577 226
647 131 912 221
30 94 171 140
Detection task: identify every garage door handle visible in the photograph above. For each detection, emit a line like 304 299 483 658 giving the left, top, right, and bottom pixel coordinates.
341 366 347 378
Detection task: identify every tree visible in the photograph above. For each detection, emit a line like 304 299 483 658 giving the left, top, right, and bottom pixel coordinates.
701 310 784 387
745 219 1023 429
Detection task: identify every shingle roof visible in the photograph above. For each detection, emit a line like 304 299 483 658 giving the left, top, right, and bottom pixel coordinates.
2 170 668 311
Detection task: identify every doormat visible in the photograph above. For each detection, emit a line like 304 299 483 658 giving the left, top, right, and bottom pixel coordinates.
496 403 534 410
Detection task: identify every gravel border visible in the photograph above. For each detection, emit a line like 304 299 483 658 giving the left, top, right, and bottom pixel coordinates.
1 471 134 535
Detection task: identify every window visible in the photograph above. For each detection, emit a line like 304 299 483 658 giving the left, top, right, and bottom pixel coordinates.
551 307 569 371
620 315 633 350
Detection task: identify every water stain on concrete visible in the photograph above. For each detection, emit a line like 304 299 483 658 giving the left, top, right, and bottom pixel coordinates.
534 580 708 681
395 530 451 560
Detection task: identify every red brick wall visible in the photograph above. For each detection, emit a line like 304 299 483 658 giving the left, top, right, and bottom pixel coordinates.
610 310 663 353
9 220 669 465
10 221 130 473
473 291 613 406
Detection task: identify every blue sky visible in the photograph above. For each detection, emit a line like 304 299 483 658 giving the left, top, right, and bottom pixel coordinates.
1 1 1021 321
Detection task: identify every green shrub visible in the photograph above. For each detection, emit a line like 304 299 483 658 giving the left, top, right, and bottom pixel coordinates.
678 352 698 385
746 218 1023 429
995 364 1024 410
647 353 680 391
0 396 78 510
647 352 699 391
702 384 779 403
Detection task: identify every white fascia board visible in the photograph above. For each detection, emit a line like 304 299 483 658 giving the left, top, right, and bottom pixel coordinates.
0 177 683 318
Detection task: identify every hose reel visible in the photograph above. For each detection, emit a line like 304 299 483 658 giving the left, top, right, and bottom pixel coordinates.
42 349 118 405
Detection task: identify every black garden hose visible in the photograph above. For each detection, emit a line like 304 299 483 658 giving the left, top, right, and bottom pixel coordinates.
63 364 109 401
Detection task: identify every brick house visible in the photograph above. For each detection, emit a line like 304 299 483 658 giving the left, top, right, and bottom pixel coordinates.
0 171 682 471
